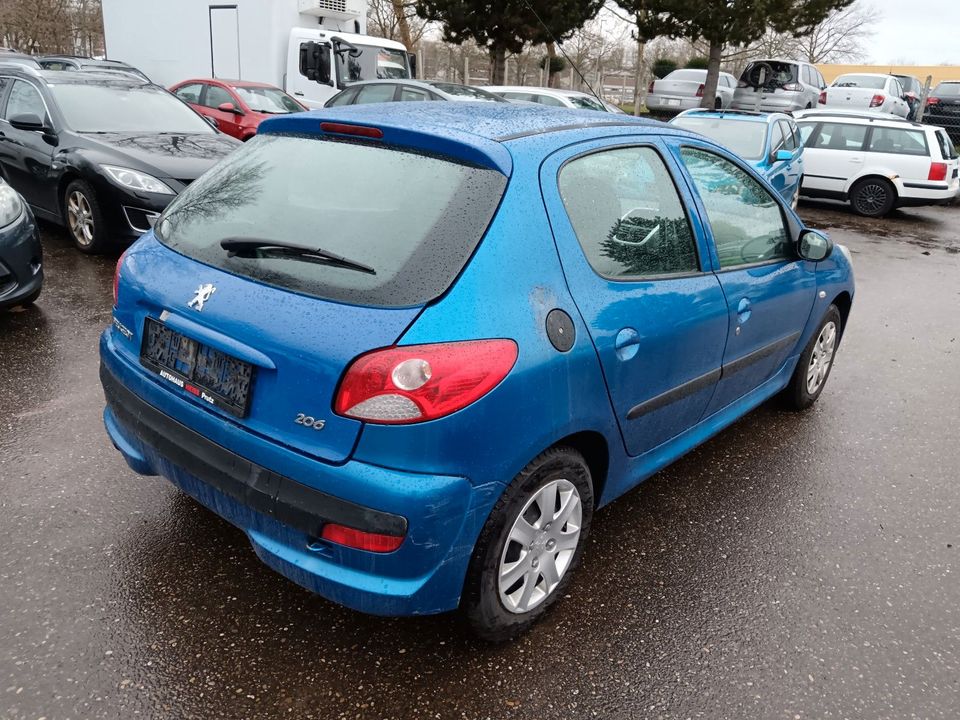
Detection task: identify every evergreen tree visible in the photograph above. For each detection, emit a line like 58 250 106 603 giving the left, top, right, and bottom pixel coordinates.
415 0 603 84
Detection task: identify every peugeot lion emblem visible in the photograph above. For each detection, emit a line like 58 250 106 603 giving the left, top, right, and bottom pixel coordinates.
187 283 216 311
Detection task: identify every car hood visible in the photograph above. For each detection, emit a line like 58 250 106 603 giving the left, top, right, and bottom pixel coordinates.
83 132 240 181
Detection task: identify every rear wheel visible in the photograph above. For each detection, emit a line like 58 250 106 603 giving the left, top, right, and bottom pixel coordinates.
782 304 842 410
850 177 896 217
463 447 594 642
63 179 109 253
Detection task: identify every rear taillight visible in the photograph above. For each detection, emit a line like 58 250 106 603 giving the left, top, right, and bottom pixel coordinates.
870 94 885 108
819 90 827 104
334 340 518 425
927 97 941 106
781 82 802 92
647 81 655 94
929 162 948 181
320 524 404 553
113 251 126 306
695 83 704 97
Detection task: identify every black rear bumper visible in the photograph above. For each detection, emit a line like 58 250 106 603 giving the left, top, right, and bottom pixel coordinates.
100 362 407 538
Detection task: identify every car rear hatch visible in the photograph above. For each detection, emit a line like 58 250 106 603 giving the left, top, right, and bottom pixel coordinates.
823 76 888 110
112 125 509 464
737 61 799 95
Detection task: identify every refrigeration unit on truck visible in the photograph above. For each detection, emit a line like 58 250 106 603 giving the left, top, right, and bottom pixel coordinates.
101 0 414 107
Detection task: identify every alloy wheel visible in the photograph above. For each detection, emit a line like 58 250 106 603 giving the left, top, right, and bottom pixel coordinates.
498 478 582 614
806 320 837 395
67 191 94 247
855 183 888 216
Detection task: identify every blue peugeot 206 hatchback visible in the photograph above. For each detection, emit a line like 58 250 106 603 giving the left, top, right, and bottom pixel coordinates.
100 103 853 641
671 109 805 209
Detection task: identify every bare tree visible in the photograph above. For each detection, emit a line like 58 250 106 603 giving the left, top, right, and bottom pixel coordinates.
0 0 103 55
367 0 429 49
795 1 877 63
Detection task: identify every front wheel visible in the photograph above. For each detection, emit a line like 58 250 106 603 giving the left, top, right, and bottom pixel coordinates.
782 304 842 411
850 177 896 218
63 179 109 253
463 447 594 642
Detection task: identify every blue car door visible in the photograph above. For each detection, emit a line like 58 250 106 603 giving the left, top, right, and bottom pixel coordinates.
540 137 729 457
669 140 817 414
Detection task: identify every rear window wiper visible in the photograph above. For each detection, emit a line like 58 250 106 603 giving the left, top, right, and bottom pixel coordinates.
220 237 376 275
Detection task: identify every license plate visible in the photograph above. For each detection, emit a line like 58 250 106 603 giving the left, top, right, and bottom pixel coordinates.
666 98 681 107
140 317 254 417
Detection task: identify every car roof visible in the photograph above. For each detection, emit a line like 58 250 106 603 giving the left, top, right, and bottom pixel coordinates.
674 109 790 124
793 108 928 129
0 67 154 88
176 77 280 89
260 102 663 175
834 72 893 78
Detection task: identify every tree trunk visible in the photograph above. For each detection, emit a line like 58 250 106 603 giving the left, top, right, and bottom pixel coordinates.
490 45 507 85
700 40 723 109
633 35 646 117
546 42 557 88
391 0 413 50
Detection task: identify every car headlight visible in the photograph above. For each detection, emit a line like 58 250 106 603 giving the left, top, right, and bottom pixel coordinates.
0 182 24 228
102 165 175 195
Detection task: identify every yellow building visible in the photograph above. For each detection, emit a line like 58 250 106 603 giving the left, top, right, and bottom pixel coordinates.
817 64 960 88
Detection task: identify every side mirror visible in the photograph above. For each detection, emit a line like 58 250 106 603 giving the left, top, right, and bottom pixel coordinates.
407 51 417 79
798 229 833 262
217 102 242 114
774 149 793 162
9 113 45 132
302 41 332 86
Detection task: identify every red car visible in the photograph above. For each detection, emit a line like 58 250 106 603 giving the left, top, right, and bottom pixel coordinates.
170 78 306 141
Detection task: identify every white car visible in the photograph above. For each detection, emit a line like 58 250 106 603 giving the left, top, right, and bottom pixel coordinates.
647 69 738 112
819 73 911 118
485 86 610 112
794 110 959 217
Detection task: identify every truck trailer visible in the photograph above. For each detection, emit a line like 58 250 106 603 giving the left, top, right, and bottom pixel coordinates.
101 0 413 107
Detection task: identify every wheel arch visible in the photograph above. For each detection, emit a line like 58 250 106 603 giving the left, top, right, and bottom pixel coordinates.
845 172 899 199
56 170 84 224
551 430 610 506
831 290 853 340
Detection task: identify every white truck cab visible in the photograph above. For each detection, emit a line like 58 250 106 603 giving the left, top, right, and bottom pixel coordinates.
101 0 412 108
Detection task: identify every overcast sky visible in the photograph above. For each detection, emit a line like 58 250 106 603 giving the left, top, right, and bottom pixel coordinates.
866 0 959 64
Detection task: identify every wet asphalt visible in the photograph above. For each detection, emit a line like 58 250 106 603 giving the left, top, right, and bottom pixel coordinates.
1 201 958 720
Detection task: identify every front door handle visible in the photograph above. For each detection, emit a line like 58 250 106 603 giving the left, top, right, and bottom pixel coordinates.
737 298 752 323
294 91 305 97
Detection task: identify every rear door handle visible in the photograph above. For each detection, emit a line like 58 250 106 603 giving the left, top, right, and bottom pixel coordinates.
849 156 863 163
294 91 305 97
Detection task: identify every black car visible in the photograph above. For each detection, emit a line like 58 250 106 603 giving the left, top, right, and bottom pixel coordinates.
925 81 960 142
0 179 42 309
0 67 239 253
38 55 149 82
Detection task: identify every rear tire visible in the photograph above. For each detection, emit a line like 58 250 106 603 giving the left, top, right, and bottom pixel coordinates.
63 179 109 254
782 304 842 411
463 447 594 642
850 177 896 218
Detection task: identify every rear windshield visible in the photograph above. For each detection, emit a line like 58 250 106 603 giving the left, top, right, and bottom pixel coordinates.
933 83 960 97
740 61 797 89
832 74 886 90
155 134 507 307
666 70 706 81
671 117 767 160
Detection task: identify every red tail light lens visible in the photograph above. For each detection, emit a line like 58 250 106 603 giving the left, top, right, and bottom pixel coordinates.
927 97 941 106
113 251 126 306
319 122 384 139
320 524 404 553
929 162 948 182
334 340 518 424
647 81 655 94
695 83 704 97
819 90 827 104
869 94 885 108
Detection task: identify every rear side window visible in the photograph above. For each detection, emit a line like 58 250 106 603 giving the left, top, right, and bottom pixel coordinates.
866 127 928 156
354 84 397 104
156 135 507 307
779 120 797 151
203 85 233 109
936 129 958 160
399 86 430 101
559 147 699 279
534 94 566 107
811 122 867 150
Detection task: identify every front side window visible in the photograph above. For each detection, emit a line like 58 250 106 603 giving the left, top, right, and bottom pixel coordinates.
811 122 867 151
559 146 699 279
203 84 234 109
353 84 396 104
336 45 409 85
779 120 797 151
5 80 45 120
156 135 507 307
867 127 928 156
679 147 790 269
770 121 785 153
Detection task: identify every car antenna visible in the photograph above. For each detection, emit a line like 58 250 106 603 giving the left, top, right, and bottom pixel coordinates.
518 0 607 107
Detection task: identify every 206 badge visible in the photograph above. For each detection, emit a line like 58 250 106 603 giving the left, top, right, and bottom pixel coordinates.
187 283 216 311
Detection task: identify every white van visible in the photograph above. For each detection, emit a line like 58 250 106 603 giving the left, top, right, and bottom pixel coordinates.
794 110 959 217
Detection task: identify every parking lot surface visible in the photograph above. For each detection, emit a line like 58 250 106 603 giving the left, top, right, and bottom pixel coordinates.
1 202 958 719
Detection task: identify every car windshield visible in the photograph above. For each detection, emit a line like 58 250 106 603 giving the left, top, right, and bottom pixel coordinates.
337 44 409 84
234 86 302 113
568 95 606 111
428 83 503 102
81 63 149 82
155 135 507 307
833 75 887 90
672 117 768 161
933 83 960 97
49 82 214 133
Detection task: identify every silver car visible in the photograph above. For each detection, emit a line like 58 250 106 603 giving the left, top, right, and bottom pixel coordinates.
732 59 825 113
647 69 737 112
